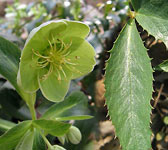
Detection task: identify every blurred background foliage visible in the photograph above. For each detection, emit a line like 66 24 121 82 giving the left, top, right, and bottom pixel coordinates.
0 0 168 150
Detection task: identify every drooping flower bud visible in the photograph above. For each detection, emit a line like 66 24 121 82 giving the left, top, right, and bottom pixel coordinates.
67 126 82 144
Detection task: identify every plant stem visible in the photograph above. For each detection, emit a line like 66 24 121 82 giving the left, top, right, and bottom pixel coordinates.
29 103 37 120
19 90 37 120
40 130 52 149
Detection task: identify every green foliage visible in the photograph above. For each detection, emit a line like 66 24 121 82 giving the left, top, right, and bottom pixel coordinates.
0 36 36 117
56 115 93 121
0 121 32 150
42 91 90 119
0 18 95 149
0 36 20 89
1 0 168 149
155 60 168 72
0 88 31 120
32 119 71 137
5 0 50 36
131 0 168 48
0 119 15 132
15 130 34 150
103 1 168 149
105 19 153 150
71 0 82 20
33 130 46 150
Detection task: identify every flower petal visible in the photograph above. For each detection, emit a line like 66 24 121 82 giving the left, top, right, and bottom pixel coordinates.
19 21 68 92
64 37 96 79
63 20 90 39
38 70 70 102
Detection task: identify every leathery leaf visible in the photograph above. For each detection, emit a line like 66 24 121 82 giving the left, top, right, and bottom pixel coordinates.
32 119 71 137
131 0 168 48
0 36 36 109
0 121 32 150
105 19 153 150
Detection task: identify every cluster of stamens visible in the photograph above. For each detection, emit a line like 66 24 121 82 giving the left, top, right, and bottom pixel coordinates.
32 36 80 80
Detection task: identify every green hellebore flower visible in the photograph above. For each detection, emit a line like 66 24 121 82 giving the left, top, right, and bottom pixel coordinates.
17 20 96 102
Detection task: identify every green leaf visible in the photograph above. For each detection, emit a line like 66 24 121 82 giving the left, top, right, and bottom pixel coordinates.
33 130 46 150
155 60 168 72
0 36 36 112
0 121 32 150
0 87 31 120
15 129 34 150
32 119 71 137
41 91 88 119
131 0 168 48
56 115 93 121
104 19 153 150
0 119 15 132
0 36 21 88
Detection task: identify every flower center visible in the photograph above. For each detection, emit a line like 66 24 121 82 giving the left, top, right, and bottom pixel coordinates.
32 37 77 80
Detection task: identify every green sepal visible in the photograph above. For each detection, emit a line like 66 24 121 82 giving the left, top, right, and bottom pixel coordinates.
63 20 90 39
65 37 96 79
38 70 70 102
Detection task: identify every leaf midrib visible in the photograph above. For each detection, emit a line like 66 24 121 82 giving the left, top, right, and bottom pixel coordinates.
124 24 138 145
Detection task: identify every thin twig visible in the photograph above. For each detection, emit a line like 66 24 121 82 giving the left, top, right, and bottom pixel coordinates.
154 83 164 108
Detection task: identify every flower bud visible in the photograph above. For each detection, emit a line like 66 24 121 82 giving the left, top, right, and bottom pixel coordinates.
67 126 82 144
